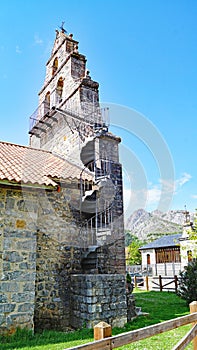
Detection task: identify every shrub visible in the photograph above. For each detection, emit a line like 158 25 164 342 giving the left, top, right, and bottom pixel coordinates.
126 272 132 284
178 260 197 305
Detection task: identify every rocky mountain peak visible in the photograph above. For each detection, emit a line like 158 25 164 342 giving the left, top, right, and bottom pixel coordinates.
125 209 194 241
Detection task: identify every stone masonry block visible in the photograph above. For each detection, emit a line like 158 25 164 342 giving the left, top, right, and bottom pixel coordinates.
0 304 16 313
3 251 23 263
17 303 34 313
0 294 8 303
11 292 35 303
0 282 19 293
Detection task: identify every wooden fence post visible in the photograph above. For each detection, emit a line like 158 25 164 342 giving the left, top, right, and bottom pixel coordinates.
159 275 162 292
190 301 197 350
174 275 178 293
134 275 137 288
146 275 149 291
94 321 112 341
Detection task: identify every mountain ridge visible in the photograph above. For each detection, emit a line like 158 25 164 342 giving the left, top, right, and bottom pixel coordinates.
125 209 194 241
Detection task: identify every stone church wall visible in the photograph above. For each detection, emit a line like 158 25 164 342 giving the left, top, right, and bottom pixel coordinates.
34 184 83 331
0 187 38 334
0 183 83 333
34 232 82 331
0 179 126 333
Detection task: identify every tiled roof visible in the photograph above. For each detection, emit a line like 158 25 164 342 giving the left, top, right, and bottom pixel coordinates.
0 141 92 187
139 233 182 250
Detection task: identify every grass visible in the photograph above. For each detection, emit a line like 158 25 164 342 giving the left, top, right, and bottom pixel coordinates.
113 289 192 349
0 289 193 350
0 328 94 350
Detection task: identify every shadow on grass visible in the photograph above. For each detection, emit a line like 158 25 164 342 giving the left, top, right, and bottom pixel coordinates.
0 327 94 349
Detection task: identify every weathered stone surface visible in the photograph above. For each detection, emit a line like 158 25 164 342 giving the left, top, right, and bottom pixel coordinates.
3 252 23 263
70 274 127 329
11 292 35 303
0 187 37 333
0 282 19 293
127 294 137 322
0 304 16 313
5 198 15 210
0 294 8 303
17 303 34 312
1 191 127 333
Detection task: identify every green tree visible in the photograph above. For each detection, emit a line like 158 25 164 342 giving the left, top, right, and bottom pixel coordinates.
177 210 197 304
125 230 133 247
127 240 142 265
125 231 143 247
178 260 197 305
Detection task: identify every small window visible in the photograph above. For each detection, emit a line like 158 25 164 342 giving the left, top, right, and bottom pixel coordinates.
147 254 150 265
45 91 50 104
52 57 58 76
43 92 50 114
56 77 64 104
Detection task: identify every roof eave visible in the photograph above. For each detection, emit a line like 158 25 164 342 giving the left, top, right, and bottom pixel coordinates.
140 244 180 250
0 180 56 190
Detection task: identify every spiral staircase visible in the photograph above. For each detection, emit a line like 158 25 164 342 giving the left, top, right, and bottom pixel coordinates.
29 100 118 272
80 140 118 272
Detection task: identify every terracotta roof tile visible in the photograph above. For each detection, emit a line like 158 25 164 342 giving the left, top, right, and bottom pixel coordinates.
0 141 92 187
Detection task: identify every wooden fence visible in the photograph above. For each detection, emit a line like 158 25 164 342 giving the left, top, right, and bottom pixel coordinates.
66 301 197 350
145 275 179 292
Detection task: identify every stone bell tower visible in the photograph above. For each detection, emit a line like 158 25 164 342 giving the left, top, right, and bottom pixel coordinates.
29 26 125 271
29 28 125 273
180 208 194 268
29 27 125 262
29 27 127 329
29 27 105 164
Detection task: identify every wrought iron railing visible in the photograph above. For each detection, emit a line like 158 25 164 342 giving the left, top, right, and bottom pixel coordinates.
29 101 50 131
80 159 117 247
29 101 109 134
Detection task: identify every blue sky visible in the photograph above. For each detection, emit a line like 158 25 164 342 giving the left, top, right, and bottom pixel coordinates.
0 0 196 217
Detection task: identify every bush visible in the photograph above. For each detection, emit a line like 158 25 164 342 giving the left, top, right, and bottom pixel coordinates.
126 272 132 284
178 260 197 305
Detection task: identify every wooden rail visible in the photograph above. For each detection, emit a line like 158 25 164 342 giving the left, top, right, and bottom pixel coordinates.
145 275 178 292
65 302 197 350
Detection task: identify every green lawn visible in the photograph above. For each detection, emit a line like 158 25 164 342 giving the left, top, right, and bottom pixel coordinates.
0 290 193 350
113 289 192 349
